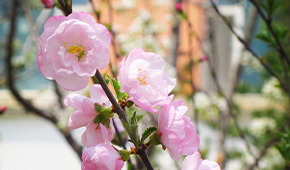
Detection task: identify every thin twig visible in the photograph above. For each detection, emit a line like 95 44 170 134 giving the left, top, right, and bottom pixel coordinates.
188 1 260 165
248 137 279 170
95 70 153 170
209 0 285 90
5 0 83 160
248 0 290 67
53 81 64 109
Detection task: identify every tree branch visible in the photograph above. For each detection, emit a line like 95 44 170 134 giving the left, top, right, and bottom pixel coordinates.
5 0 82 160
209 0 285 90
248 0 290 67
185 1 260 165
95 69 153 170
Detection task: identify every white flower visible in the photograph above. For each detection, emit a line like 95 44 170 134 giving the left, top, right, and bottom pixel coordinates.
248 117 276 136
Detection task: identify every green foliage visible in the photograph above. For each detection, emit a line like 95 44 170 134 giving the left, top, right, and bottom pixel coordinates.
107 75 129 102
275 127 290 164
259 0 282 19
129 112 140 144
103 23 112 32
119 149 130 161
141 127 157 143
148 132 161 146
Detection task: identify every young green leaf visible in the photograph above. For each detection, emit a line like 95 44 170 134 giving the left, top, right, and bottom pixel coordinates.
130 112 140 145
141 127 157 143
107 75 129 101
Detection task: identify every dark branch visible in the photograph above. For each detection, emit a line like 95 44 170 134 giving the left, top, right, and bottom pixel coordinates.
209 0 285 90
95 70 154 170
248 0 290 67
5 0 82 160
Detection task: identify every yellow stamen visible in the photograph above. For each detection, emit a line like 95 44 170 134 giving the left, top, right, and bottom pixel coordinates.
66 45 85 61
67 45 84 55
137 76 147 85
64 42 67 48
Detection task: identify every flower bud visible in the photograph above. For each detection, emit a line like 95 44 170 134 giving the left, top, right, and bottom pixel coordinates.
175 2 183 12
0 105 7 115
41 0 55 8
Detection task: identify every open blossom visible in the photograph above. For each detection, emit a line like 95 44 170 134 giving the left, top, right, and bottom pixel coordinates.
157 100 200 161
81 120 115 148
41 0 54 8
38 12 111 91
64 84 111 130
119 48 176 113
82 143 124 170
182 151 220 170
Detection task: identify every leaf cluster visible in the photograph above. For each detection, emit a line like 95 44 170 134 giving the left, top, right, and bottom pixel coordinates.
275 128 290 164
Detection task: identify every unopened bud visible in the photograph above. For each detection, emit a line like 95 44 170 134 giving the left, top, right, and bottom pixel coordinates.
0 105 7 115
200 56 208 61
41 0 55 8
175 2 183 12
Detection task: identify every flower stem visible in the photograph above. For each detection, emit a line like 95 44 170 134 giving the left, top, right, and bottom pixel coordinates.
94 69 154 170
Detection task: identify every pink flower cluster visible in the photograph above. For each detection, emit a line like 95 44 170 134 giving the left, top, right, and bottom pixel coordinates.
38 12 220 170
65 84 123 170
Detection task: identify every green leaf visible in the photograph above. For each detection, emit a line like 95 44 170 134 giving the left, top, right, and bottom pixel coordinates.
256 31 272 43
141 127 157 143
107 75 129 101
126 101 134 108
275 144 287 159
103 118 110 129
119 149 130 161
259 2 268 13
130 112 140 145
148 132 161 146
94 114 103 124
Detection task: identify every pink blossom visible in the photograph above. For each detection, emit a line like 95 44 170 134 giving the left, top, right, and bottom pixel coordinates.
81 120 115 148
157 100 200 161
119 48 176 113
41 0 54 8
37 12 111 91
64 84 111 130
175 2 183 12
182 151 221 170
82 143 124 170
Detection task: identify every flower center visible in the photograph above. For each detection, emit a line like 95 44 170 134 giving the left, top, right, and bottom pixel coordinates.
137 68 147 85
64 42 85 61
137 76 147 85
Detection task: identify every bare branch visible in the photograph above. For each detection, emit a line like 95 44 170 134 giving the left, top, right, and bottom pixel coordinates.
5 0 82 159
95 70 154 170
248 0 290 67
209 0 285 90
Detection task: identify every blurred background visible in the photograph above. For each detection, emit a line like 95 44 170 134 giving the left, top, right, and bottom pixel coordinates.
0 0 290 169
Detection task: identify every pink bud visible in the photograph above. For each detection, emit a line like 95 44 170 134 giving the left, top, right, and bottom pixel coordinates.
41 0 54 8
175 3 183 12
0 105 7 112
201 56 208 61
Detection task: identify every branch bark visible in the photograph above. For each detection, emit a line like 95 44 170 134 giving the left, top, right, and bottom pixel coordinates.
248 0 290 67
209 0 285 90
5 0 82 160
95 70 154 170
